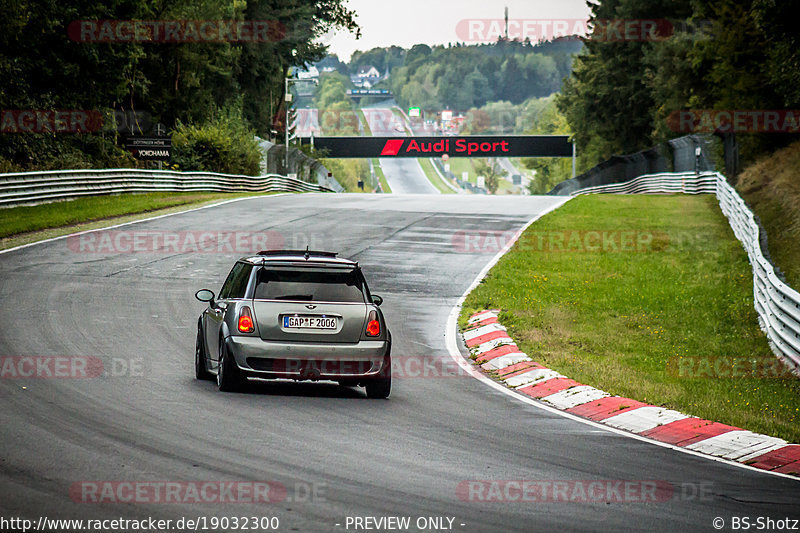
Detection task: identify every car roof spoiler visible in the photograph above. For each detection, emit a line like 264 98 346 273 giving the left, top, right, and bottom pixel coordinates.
255 248 357 268
258 249 338 259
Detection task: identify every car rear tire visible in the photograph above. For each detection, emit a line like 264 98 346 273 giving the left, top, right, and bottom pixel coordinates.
195 325 214 381
217 340 246 392
365 355 391 399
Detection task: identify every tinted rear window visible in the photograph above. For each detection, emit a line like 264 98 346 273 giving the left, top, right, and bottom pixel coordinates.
218 262 253 299
254 268 365 303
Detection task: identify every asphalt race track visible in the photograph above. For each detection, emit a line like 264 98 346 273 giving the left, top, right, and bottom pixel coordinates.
379 156 438 194
1 193 799 532
361 102 438 194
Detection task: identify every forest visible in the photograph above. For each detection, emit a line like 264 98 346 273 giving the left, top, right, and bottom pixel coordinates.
558 0 800 168
318 38 581 111
0 0 358 173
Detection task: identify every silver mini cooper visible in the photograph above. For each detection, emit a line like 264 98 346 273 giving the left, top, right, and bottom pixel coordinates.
195 250 391 398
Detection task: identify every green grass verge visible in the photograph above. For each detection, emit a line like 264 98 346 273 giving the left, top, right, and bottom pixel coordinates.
496 177 515 194
460 194 800 443
371 159 391 193
356 109 373 136
356 110 390 193
0 192 277 249
319 158 371 192
418 158 455 194
447 158 477 184
0 192 264 238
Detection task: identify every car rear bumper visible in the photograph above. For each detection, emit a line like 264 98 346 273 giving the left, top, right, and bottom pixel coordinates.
224 335 389 380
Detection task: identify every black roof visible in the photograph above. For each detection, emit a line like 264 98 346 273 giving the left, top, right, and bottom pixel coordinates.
241 249 357 268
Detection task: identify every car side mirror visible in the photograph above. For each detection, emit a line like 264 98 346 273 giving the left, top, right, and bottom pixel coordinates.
371 295 383 306
195 289 215 306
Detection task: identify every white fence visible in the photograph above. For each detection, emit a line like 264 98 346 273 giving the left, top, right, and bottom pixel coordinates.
573 171 800 372
0 168 334 207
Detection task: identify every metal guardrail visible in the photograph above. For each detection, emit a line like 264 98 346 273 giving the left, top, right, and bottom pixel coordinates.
574 171 800 372
549 134 717 196
0 169 334 207
572 171 718 196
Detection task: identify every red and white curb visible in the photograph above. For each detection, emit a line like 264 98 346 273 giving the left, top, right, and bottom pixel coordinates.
463 309 800 477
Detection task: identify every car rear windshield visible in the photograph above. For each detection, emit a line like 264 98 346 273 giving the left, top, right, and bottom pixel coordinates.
254 268 366 303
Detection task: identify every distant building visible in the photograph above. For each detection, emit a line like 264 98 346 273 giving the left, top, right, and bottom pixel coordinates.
350 65 381 88
297 66 319 80
356 65 380 78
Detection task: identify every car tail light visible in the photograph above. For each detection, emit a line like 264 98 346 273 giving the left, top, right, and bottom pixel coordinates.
238 306 255 333
366 310 380 337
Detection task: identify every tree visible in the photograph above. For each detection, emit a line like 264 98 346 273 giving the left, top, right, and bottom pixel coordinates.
520 54 559 97
481 101 517 134
386 41 578 111
351 46 401 74
405 44 432 67
0 0 360 170
464 68 491 108
462 109 492 134
237 0 359 138
498 57 527 104
474 159 506 194
556 0 798 167
438 66 473 110
753 0 800 108
520 96 573 194
557 0 692 164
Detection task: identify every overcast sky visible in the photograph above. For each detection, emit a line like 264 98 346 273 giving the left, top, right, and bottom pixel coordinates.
324 0 593 61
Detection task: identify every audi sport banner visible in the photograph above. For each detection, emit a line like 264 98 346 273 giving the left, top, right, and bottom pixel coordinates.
299 136 572 158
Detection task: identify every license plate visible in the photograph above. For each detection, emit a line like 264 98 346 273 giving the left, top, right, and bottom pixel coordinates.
283 315 338 330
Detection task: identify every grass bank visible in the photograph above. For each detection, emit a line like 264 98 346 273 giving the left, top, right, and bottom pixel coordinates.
460 194 800 443
418 158 455 194
356 109 390 193
447 158 477 183
0 192 275 250
356 109 372 136
0 192 262 239
371 159 391 193
737 139 800 288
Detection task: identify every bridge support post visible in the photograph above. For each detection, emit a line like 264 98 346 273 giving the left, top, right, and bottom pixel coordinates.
572 142 576 178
